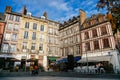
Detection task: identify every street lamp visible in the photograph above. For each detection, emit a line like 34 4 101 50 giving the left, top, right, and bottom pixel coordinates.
25 48 29 72
85 45 89 73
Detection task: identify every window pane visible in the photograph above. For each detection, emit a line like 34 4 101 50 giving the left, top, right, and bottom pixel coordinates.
92 29 98 37
22 42 27 49
24 31 28 39
101 26 107 35
10 44 16 53
2 44 9 52
33 23 37 30
11 34 17 41
85 32 89 39
39 44 43 51
9 15 14 20
7 23 13 30
85 42 90 51
40 25 44 31
4 33 11 40
15 16 20 22
49 28 53 34
25 22 29 28
32 32 36 40
103 38 110 48
40 34 44 41
94 40 99 49
31 43 35 50
14 24 19 31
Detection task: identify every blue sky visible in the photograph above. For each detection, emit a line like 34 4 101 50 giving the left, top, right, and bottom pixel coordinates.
0 0 106 22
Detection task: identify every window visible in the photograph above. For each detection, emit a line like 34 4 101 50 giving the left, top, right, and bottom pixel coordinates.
65 39 67 44
9 15 14 20
32 32 36 40
85 32 89 39
85 42 90 51
40 34 44 41
76 35 80 42
33 23 37 30
14 24 19 31
49 28 53 34
7 23 13 30
11 34 17 41
4 33 11 41
92 29 98 37
24 31 28 39
25 22 29 28
55 38 58 44
94 40 99 50
49 37 53 43
15 16 20 22
101 26 107 35
22 42 27 49
40 25 44 31
103 38 110 48
39 44 43 51
10 44 16 53
69 28 73 33
2 43 9 52
31 43 35 50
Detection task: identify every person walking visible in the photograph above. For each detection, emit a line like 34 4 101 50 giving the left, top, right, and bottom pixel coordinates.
30 65 33 74
34 65 39 74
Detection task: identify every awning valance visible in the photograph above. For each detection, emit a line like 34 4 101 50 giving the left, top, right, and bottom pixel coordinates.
77 55 112 63
48 57 57 61
56 56 81 63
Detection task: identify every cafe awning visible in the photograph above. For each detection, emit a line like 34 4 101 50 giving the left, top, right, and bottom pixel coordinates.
77 55 112 63
56 56 81 63
48 56 57 61
10 58 21 62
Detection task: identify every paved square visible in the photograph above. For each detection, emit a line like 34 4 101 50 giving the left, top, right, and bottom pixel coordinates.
0 77 120 80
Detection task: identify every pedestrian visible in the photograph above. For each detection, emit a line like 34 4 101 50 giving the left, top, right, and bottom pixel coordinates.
30 65 33 74
15 65 19 72
34 65 38 74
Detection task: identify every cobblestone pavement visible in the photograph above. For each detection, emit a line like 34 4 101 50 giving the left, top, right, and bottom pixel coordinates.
0 77 120 80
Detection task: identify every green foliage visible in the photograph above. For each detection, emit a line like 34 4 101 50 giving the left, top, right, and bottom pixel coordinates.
97 0 120 34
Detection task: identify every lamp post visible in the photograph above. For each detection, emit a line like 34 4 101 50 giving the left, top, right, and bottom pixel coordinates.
25 49 29 72
85 45 89 73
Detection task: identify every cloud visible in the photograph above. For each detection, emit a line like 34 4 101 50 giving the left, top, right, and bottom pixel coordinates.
49 0 72 11
0 0 106 22
58 12 78 22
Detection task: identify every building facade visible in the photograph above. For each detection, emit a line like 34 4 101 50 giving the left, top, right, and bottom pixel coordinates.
47 20 60 61
79 14 120 73
0 13 5 50
59 9 120 73
0 6 60 70
59 14 82 58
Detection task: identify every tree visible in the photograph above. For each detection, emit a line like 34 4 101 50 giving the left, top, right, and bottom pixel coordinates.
97 0 120 34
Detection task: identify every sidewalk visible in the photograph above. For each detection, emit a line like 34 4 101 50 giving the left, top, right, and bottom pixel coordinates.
0 71 120 79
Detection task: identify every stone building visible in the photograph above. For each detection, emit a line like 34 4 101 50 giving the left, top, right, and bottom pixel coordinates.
0 6 60 70
0 13 6 50
59 10 84 60
79 13 120 73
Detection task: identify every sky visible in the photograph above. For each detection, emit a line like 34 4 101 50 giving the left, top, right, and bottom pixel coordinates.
0 0 107 22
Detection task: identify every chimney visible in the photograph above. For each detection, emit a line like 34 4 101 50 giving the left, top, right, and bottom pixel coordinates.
43 11 47 19
80 9 86 25
22 5 27 15
5 6 12 13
